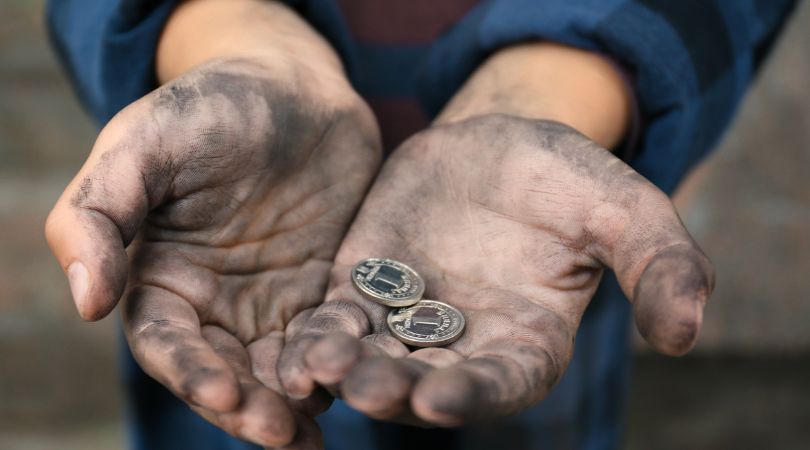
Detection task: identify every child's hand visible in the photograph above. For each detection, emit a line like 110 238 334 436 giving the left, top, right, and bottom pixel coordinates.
45 56 380 447
278 114 713 427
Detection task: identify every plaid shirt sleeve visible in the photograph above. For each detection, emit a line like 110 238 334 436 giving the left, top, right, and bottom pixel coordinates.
418 0 798 193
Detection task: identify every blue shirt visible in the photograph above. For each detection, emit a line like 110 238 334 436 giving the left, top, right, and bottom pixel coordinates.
47 1 797 449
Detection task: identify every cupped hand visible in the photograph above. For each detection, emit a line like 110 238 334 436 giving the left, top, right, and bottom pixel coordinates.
278 114 714 426
45 58 381 446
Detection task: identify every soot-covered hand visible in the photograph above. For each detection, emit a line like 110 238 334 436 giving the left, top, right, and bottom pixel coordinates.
278 114 714 427
46 58 381 447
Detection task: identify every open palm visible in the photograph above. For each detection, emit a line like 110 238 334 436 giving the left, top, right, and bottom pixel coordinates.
279 115 714 426
46 59 380 446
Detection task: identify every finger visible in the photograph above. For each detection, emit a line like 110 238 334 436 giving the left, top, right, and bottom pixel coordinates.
248 331 288 393
248 331 326 449
590 187 715 356
407 347 464 368
248 331 333 416
45 114 167 320
123 285 240 413
340 356 431 421
285 308 317 343
411 339 559 427
330 348 459 422
195 326 296 447
304 331 408 387
350 348 463 421
279 255 406 398
267 412 324 450
278 300 375 399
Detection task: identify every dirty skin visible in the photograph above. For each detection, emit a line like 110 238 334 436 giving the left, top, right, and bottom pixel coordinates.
53 56 382 444
279 114 715 429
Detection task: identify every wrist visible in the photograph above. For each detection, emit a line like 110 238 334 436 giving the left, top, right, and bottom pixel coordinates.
156 0 346 87
435 42 632 150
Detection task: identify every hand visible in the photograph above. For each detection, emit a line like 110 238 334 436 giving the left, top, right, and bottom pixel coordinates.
45 57 381 446
278 114 714 426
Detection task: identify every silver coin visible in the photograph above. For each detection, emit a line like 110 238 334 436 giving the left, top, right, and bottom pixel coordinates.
351 258 425 307
387 300 465 347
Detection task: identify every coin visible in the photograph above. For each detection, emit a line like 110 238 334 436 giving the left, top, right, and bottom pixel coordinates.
351 258 425 307
387 300 465 347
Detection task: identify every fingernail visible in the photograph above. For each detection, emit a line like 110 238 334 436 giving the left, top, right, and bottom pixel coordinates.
67 262 89 314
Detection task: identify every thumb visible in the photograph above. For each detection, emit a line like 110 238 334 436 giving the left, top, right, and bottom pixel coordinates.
593 186 715 356
45 112 168 321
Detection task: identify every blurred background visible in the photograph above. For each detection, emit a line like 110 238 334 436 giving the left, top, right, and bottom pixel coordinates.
1 1 808 449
